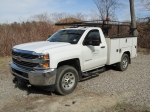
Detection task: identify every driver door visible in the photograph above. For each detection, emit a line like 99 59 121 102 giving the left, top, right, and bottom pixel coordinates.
82 29 106 71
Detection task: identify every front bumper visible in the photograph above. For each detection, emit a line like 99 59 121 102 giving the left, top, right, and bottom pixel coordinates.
9 62 57 86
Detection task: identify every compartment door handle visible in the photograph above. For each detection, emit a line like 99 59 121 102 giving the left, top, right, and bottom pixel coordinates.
101 46 105 48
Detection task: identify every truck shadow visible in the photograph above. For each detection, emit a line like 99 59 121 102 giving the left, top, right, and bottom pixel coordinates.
105 65 118 71
12 66 118 95
13 78 52 96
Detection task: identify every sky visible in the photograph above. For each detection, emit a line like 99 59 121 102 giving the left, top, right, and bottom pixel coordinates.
0 0 149 24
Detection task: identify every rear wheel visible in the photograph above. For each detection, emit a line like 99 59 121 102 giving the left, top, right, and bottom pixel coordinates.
55 65 78 95
116 53 129 71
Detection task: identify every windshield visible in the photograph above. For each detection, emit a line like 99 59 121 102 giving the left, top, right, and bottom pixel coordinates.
47 30 85 44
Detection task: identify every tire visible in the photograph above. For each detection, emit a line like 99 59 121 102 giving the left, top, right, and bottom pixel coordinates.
55 65 78 95
116 53 129 71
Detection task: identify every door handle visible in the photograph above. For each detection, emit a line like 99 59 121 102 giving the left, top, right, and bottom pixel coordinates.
101 46 105 48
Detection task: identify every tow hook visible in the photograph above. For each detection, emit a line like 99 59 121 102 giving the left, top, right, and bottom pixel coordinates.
13 77 18 84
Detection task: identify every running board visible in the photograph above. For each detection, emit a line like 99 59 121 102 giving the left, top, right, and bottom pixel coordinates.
82 67 105 77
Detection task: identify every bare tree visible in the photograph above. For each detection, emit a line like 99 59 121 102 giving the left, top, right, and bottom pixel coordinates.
50 12 73 23
50 12 87 23
30 13 52 24
142 0 150 11
93 0 122 20
74 13 87 21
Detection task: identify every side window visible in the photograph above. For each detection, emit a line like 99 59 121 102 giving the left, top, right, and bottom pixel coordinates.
84 30 101 42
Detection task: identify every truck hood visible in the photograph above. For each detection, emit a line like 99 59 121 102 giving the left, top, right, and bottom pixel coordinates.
13 41 71 53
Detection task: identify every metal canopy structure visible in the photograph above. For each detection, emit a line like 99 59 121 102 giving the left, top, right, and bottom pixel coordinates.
55 20 130 26
55 20 131 36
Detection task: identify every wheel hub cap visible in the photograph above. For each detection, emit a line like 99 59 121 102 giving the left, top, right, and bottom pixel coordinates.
62 72 75 90
122 57 128 68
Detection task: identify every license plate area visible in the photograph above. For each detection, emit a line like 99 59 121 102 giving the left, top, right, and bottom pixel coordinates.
12 68 28 79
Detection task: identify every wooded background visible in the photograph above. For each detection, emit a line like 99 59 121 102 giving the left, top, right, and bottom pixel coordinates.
0 0 149 56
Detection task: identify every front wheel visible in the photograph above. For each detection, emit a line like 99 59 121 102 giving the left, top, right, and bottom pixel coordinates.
116 53 129 71
55 65 78 95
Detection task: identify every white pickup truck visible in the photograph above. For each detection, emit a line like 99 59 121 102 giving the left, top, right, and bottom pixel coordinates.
10 26 137 95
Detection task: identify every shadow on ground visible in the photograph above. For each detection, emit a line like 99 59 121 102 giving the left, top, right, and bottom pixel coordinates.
12 77 52 96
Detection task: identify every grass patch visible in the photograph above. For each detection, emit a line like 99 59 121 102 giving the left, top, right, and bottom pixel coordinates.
110 102 150 112
0 57 11 74
114 102 125 111
138 47 150 55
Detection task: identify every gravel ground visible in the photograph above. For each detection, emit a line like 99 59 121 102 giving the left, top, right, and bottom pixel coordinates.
0 53 150 112
80 54 150 107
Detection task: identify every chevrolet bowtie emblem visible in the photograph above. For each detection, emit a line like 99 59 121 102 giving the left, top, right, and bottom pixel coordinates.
16 56 21 61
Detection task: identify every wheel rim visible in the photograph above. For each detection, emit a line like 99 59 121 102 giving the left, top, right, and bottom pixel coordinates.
61 72 75 90
122 56 128 69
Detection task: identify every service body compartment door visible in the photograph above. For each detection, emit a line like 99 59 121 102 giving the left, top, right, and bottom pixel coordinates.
131 37 137 58
106 38 120 65
119 38 132 48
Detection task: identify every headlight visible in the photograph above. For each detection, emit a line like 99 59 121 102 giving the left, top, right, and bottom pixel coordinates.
38 54 50 69
39 54 49 60
42 62 49 68
43 54 49 60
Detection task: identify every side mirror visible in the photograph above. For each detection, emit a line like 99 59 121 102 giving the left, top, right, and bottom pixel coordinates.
92 40 100 46
83 40 92 46
83 37 100 46
92 37 100 46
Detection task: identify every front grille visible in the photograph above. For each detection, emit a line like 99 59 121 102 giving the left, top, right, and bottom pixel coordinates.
12 51 38 59
13 58 39 68
12 68 28 79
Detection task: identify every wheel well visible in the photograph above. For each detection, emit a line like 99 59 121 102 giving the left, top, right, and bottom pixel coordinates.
123 51 131 64
57 58 82 80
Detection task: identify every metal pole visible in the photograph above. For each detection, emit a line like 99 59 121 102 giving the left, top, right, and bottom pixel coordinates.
129 0 139 36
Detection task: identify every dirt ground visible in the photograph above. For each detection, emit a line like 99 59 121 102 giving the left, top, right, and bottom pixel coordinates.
1 83 149 112
0 53 150 112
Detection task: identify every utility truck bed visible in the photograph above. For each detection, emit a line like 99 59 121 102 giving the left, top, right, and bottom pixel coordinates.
106 36 137 65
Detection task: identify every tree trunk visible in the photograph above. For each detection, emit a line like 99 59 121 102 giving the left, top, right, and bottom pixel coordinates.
129 0 139 36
